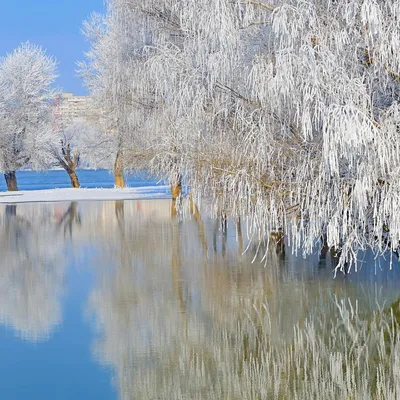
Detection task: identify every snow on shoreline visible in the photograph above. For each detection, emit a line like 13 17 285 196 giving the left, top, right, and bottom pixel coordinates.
0 186 171 204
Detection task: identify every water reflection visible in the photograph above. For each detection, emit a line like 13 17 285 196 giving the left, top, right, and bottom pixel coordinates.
1 200 400 398
0 204 66 342
85 201 400 399
57 201 82 237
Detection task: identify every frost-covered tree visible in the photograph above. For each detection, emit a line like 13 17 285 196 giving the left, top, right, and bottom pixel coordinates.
82 0 400 270
49 122 82 188
0 42 57 191
48 121 107 188
79 7 140 188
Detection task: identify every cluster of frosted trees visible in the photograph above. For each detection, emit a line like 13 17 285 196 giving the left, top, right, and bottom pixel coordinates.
1 1 400 267
0 43 115 190
0 43 95 190
79 0 400 269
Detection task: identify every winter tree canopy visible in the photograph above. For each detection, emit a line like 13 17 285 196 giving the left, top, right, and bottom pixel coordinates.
0 42 57 191
79 7 141 188
47 121 107 188
79 0 400 271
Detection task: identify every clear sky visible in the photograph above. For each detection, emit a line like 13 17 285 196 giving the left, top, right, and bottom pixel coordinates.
0 0 105 95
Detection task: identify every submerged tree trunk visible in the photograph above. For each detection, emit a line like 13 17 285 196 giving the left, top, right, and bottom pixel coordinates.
170 173 182 217
236 217 244 256
4 171 18 191
189 193 208 255
170 174 182 200
114 150 125 188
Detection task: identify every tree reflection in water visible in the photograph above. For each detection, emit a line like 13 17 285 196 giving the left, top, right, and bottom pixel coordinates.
0 203 66 342
1 200 400 398
86 200 400 400
57 201 81 238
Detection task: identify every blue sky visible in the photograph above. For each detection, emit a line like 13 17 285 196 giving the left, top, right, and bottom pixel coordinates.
0 0 105 95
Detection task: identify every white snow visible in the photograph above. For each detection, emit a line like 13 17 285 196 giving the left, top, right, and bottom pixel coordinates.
0 186 170 204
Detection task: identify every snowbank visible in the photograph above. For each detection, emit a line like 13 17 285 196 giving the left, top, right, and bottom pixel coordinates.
0 186 170 204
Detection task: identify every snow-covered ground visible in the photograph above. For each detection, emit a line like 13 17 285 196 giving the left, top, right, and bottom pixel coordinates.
0 186 170 204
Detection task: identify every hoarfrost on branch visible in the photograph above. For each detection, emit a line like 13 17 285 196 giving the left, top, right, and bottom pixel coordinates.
80 0 400 269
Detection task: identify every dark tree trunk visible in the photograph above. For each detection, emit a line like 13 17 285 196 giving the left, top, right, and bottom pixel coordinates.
236 217 243 256
4 171 18 191
58 139 81 189
68 170 80 188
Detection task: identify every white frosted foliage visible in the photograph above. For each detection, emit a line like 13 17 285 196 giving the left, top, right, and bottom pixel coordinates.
81 0 400 271
0 42 57 173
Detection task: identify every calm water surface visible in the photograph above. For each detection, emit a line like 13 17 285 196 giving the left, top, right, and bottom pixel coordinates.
1 200 400 399
0 170 159 191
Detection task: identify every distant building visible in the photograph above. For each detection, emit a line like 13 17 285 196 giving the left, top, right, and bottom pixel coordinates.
54 92 96 131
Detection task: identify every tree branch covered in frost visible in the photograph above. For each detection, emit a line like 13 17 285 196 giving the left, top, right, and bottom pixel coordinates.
81 0 400 271
46 121 112 187
78 6 146 187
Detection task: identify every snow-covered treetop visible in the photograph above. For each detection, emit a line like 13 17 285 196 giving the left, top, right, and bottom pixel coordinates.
0 42 58 172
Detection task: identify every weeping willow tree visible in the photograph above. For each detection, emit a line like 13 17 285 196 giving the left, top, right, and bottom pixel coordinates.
81 0 400 271
79 7 136 188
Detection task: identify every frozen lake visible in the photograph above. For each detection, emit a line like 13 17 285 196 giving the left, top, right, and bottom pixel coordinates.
1 199 400 399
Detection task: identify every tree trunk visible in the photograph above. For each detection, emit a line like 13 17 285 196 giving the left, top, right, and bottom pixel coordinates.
114 151 125 188
68 170 80 188
170 179 182 200
170 174 182 217
58 147 80 188
4 171 18 191
236 217 243 256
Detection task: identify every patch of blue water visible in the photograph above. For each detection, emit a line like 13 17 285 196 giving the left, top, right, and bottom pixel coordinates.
0 170 161 191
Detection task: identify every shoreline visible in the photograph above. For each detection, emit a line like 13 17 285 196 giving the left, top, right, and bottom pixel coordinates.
0 187 171 204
